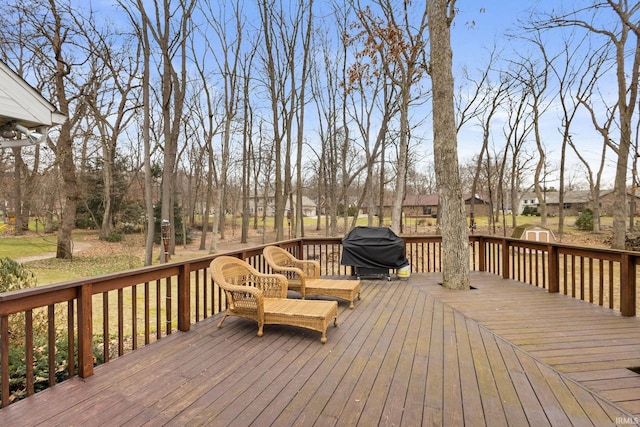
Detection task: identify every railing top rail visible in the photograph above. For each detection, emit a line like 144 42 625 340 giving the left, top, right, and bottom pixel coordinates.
1 234 638 309
474 234 637 260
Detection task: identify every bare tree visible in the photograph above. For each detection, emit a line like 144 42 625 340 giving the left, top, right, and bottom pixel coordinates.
469 72 510 232
427 0 470 290
500 86 535 231
342 11 400 228
141 6 155 265
257 0 313 241
456 47 509 230
293 0 315 238
311 3 392 235
310 28 343 236
3 1 115 258
540 1 640 249
551 35 609 236
198 0 245 251
575 86 618 233
240 39 259 244
186 34 224 253
83 29 141 240
507 32 557 228
125 0 195 260
352 0 429 234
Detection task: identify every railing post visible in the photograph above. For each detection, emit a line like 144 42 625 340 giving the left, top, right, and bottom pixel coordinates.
620 253 637 317
1 315 9 407
548 244 559 293
178 264 191 332
77 283 94 378
502 238 510 279
477 236 486 272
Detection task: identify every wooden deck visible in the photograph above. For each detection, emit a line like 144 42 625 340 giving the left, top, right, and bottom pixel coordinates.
1 272 640 426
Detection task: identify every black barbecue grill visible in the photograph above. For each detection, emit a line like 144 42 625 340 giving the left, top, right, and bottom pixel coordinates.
340 226 409 281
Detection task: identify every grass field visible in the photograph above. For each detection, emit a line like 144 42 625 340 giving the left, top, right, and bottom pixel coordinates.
0 235 58 259
0 213 610 287
0 213 617 363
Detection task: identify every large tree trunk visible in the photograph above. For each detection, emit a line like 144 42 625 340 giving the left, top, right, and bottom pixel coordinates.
56 121 78 259
200 154 213 251
142 16 154 266
100 145 115 239
11 148 24 236
427 0 470 290
390 87 410 234
611 35 639 248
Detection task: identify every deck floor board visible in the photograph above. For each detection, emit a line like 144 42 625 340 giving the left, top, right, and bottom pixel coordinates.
1 272 639 426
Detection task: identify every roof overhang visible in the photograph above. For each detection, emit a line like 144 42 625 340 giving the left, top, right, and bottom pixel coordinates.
0 60 66 148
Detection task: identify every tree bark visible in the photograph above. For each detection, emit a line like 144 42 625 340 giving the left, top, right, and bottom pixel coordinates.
142 14 154 266
427 0 470 290
50 1 78 260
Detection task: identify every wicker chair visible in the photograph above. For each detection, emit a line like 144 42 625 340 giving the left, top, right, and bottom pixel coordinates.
263 245 361 309
210 256 338 343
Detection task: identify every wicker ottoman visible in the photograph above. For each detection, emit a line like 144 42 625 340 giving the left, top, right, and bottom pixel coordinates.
263 299 338 343
305 278 362 309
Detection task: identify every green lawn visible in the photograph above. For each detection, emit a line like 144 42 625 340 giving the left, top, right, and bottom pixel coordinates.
0 214 609 286
0 232 142 285
25 255 144 285
0 236 57 259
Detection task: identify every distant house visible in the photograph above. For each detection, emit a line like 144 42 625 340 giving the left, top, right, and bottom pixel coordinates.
520 189 640 217
362 193 490 218
544 190 593 216
245 194 317 217
599 189 640 217
402 194 439 217
516 191 593 216
517 192 539 215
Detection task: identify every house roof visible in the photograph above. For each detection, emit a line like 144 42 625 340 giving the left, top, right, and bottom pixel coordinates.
0 60 66 130
362 193 487 208
404 194 439 206
543 191 592 204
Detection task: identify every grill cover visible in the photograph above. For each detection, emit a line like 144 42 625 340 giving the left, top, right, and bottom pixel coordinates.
340 226 408 269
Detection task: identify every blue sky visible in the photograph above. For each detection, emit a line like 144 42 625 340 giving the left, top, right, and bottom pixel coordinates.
85 0 622 189
447 0 622 189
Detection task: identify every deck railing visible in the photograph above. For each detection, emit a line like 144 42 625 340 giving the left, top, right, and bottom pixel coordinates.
0 234 639 407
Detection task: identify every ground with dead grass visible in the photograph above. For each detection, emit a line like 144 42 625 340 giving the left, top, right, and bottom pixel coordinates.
4 218 615 285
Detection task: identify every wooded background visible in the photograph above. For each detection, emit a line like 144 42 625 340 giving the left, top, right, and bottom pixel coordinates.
1 0 639 263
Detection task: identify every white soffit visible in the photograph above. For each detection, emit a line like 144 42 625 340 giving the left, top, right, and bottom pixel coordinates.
0 61 65 129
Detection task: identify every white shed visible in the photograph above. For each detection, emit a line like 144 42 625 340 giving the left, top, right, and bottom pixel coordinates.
513 225 557 243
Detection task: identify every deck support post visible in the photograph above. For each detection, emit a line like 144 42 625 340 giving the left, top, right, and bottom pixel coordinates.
1 316 9 407
477 236 486 272
620 253 636 317
548 245 559 293
297 239 305 263
177 264 191 332
77 283 94 378
502 239 510 279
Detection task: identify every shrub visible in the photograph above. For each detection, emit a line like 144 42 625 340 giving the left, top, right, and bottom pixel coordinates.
337 203 357 217
575 208 594 231
0 257 37 292
0 259 60 401
117 222 139 234
105 230 124 242
0 258 100 402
